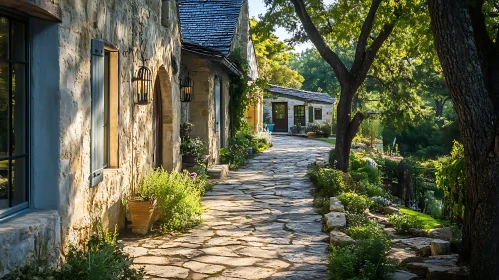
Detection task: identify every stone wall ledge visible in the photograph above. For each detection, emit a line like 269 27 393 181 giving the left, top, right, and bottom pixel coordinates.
0 210 61 277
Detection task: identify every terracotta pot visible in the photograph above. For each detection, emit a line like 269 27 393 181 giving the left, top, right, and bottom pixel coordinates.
128 198 157 235
307 132 317 139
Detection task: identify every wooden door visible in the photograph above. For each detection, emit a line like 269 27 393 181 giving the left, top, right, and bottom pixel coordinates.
152 77 162 168
272 102 288 132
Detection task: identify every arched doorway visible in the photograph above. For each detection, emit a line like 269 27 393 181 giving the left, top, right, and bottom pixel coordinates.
153 66 176 171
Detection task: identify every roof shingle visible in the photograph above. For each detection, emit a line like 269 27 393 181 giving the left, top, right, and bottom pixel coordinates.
267 85 336 104
178 0 245 55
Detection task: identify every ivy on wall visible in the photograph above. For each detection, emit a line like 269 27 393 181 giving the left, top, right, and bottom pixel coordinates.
228 48 267 135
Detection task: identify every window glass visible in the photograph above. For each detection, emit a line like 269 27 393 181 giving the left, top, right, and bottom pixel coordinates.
294 105 305 126
0 14 28 214
0 62 8 155
12 63 26 155
10 20 25 61
0 17 8 60
315 108 323 120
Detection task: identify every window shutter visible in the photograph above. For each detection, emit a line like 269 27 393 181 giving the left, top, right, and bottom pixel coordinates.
90 39 105 187
308 106 314 123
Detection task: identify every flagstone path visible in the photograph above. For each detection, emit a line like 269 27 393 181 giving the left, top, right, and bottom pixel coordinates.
123 136 333 279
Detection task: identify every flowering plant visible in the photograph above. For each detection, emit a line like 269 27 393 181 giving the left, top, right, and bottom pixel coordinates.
180 136 208 157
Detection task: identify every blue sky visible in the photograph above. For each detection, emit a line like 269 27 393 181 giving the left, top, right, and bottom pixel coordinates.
248 0 334 53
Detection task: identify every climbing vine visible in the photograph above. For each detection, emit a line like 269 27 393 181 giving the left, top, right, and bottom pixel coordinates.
435 141 466 222
228 47 267 135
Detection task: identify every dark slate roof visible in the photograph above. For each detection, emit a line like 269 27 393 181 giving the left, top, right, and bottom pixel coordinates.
182 42 241 76
178 0 244 55
268 85 336 104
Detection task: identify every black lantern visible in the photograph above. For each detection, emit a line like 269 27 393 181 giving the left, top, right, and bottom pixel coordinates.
133 66 152 105
180 73 193 102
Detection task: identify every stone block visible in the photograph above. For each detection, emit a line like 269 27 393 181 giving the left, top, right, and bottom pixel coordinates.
0 210 61 277
428 227 453 241
430 240 451 256
323 212 346 232
383 206 401 215
391 270 419 280
329 230 354 246
207 165 229 179
329 197 345 212
397 237 447 257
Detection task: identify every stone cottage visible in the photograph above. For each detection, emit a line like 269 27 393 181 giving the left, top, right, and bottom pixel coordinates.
264 85 336 133
0 0 182 275
178 0 258 165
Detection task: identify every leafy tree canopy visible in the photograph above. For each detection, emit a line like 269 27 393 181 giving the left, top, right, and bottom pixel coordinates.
250 18 304 89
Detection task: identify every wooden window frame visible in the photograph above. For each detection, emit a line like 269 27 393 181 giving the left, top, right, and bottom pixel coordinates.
314 108 323 120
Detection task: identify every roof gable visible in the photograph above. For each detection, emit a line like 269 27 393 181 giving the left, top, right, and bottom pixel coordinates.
267 85 336 104
178 0 244 55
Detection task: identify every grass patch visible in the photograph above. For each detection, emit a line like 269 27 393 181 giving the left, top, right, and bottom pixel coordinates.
317 138 336 145
400 207 446 229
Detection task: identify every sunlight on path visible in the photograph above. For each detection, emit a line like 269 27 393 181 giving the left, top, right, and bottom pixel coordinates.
123 136 333 279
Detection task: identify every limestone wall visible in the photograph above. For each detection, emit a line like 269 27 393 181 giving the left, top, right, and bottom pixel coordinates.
263 96 334 131
53 0 182 248
231 0 249 57
182 54 231 165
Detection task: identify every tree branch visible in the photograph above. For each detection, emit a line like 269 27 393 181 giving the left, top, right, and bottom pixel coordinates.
351 0 383 75
347 111 365 141
290 0 352 86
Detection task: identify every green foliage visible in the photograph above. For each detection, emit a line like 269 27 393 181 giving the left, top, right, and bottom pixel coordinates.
328 235 392 280
370 196 392 211
347 223 389 242
229 48 266 134
374 156 399 179
346 212 372 228
250 18 304 89
139 169 205 232
338 192 373 214
220 138 248 170
349 153 381 184
435 141 466 222
180 137 207 157
308 167 345 198
387 214 424 234
2 227 144 280
362 181 387 198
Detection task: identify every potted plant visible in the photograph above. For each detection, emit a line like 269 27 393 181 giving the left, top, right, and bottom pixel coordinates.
180 122 208 165
128 174 158 235
181 137 208 165
263 112 274 132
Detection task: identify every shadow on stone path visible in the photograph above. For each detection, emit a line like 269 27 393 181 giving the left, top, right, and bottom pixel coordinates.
123 136 333 279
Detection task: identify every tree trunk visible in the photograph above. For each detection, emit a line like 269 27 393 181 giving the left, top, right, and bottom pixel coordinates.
334 87 365 172
428 0 499 278
435 99 444 128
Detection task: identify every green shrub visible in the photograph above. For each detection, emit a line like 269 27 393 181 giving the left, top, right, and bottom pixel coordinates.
220 137 248 169
328 237 392 280
362 181 388 198
387 214 424 234
370 196 391 211
328 149 335 167
349 153 367 171
311 168 345 198
338 192 373 214
2 227 144 280
347 223 389 242
435 141 466 222
139 169 204 232
346 212 373 228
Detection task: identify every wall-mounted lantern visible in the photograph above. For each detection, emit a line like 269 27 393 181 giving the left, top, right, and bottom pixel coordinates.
180 73 193 102
133 65 152 105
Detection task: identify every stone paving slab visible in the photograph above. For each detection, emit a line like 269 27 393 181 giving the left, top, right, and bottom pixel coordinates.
123 136 332 279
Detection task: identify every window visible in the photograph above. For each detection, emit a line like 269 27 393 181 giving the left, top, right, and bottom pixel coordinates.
90 39 119 187
315 108 323 120
308 106 314 123
0 13 29 216
294 105 305 126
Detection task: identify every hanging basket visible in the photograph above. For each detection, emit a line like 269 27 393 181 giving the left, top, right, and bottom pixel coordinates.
128 198 157 235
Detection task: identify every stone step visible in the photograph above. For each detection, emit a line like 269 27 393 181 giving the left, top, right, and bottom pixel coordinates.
207 165 229 179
